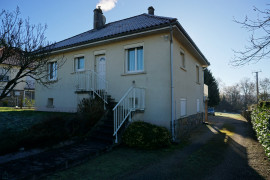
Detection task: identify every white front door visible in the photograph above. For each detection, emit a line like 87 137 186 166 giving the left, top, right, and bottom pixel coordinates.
95 55 106 90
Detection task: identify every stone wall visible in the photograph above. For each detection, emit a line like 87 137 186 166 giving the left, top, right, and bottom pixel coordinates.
174 113 204 141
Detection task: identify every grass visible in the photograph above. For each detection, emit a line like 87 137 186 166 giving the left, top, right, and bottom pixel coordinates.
46 143 187 180
0 107 71 132
0 107 76 155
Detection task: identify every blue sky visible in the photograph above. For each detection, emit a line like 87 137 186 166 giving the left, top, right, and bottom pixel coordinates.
1 0 269 88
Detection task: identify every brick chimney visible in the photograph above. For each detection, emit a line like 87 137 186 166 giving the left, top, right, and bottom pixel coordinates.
93 6 106 29
148 6 155 15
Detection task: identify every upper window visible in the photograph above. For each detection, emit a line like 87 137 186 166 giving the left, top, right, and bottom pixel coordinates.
0 75 9 82
127 46 144 73
180 52 185 69
75 57 85 71
196 65 199 83
0 68 9 82
48 62 57 81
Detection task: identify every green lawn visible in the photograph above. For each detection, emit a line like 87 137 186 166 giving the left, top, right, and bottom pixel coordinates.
0 107 71 132
46 143 187 180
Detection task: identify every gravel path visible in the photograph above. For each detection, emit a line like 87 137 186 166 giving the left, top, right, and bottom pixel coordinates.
120 113 270 180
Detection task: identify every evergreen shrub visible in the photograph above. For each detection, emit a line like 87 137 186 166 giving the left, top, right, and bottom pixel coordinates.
122 121 171 149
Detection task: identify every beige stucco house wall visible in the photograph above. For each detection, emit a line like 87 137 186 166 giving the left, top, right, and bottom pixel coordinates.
35 7 210 140
36 31 206 129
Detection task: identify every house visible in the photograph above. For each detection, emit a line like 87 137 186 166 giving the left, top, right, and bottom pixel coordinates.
0 48 35 107
36 7 210 141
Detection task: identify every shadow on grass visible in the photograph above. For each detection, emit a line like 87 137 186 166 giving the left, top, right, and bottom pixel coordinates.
45 142 188 180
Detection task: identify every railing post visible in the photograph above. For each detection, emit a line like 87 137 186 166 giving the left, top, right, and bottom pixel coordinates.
115 133 118 143
133 89 136 109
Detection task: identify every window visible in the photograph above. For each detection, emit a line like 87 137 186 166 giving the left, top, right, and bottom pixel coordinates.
0 75 9 82
0 68 9 82
14 91 20 96
48 62 57 81
180 98 187 117
126 46 144 72
47 98 54 108
196 65 199 83
74 57 85 71
180 52 185 69
197 99 200 113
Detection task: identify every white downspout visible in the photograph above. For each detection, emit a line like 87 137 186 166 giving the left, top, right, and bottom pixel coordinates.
170 24 175 141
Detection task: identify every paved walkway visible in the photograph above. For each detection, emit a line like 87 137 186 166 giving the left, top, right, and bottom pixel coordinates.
0 139 111 179
120 114 270 180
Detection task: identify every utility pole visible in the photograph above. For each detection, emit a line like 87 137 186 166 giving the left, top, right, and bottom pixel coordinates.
253 71 261 104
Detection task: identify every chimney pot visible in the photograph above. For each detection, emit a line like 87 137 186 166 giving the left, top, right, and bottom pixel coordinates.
148 6 155 15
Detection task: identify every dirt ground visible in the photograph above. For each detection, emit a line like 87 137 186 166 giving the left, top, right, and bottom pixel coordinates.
120 113 270 180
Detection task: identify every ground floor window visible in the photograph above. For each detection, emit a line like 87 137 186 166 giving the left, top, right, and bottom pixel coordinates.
197 99 200 113
180 98 187 117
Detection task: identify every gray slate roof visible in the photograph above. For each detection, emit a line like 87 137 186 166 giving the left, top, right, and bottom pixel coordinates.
50 13 210 65
51 13 177 50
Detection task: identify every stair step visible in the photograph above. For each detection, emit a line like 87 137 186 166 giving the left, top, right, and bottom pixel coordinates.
91 135 114 144
103 119 113 123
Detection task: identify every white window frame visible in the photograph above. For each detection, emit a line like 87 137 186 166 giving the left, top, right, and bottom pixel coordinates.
74 56 85 72
180 98 187 117
125 46 144 73
48 61 57 81
197 99 200 113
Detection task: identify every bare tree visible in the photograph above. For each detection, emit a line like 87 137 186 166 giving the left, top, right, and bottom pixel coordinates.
232 5 270 66
260 77 270 101
239 78 256 108
0 7 64 100
223 84 242 111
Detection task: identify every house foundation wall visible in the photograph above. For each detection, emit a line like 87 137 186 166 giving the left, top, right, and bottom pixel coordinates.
174 112 204 140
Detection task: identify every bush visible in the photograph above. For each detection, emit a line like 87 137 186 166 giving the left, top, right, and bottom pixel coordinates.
78 97 104 114
122 121 171 149
251 107 270 159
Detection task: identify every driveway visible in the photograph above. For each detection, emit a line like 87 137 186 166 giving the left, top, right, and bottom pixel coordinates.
120 113 270 180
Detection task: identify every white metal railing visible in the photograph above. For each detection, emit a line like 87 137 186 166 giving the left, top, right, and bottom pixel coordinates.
75 70 108 103
113 87 145 143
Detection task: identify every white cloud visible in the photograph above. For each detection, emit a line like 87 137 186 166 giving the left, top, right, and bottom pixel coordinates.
96 0 118 12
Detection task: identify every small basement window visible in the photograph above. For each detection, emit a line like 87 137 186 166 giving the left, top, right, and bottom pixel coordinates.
47 98 54 108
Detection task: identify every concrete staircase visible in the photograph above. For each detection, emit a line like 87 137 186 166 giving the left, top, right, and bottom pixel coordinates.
89 95 116 145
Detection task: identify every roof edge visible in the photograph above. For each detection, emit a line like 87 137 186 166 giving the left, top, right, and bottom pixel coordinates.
173 21 210 66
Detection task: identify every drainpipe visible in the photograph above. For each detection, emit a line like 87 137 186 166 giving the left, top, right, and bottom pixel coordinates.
170 24 175 141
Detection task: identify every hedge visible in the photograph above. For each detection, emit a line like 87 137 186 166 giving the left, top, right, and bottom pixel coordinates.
251 107 270 159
